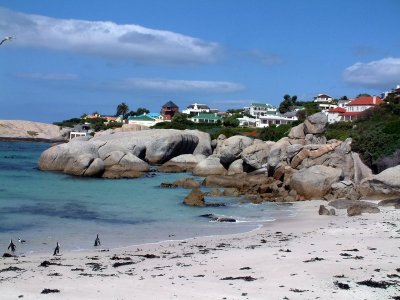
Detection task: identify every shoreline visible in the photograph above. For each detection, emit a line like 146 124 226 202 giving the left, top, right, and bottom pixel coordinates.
1 200 399 299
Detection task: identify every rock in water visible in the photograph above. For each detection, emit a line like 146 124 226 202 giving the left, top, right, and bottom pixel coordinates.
183 188 205 207
38 129 204 178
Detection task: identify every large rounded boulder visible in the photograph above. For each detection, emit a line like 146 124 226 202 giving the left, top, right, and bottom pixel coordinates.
218 136 254 165
359 165 400 199
290 165 342 199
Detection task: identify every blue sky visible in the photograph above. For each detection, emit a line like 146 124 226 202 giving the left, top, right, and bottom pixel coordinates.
1 0 399 122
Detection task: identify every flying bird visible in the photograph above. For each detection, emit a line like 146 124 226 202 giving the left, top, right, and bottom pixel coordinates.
0 36 14 46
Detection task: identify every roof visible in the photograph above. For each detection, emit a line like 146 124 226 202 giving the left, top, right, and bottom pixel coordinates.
187 103 210 109
341 112 362 116
127 114 157 121
314 94 332 99
190 113 222 120
346 96 383 106
251 103 276 109
162 101 179 108
328 107 346 113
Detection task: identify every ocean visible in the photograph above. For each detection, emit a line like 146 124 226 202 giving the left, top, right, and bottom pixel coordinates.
0 141 296 255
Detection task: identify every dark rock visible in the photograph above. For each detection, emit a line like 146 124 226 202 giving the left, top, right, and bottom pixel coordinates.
183 188 205 207
334 281 350 290
356 279 394 289
318 205 331 216
160 182 178 188
41 289 60 294
220 276 257 281
172 177 200 189
216 217 236 223
2 253 14 258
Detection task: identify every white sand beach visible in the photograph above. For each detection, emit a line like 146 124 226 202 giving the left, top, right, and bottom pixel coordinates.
0 200 399 300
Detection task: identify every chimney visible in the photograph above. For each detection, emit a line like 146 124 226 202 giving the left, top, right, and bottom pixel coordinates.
373 96 376 104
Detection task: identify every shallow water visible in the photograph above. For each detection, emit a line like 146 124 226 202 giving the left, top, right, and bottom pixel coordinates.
0 141 295 255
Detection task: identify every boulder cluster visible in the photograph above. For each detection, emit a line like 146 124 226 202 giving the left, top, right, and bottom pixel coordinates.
38 113 400 201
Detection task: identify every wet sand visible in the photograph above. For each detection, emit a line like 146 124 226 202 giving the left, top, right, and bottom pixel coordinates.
0 200 399 299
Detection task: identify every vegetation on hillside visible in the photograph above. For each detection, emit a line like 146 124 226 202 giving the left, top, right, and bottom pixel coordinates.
326 95 400 172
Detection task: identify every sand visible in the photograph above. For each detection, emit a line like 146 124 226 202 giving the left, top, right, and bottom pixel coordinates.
0 200 399 300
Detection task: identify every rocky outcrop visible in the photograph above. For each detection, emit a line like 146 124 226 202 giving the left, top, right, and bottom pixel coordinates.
0 120 69 142
359 165 400 199
39 129 205 178
290 165 342 199
328 199 378 210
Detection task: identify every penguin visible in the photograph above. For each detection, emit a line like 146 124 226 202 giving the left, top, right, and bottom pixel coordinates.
53 242 60 256
94 234 100 247
18 238 26 243
7 240 16 252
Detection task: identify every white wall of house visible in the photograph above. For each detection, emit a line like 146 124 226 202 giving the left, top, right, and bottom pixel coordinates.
326 112 343 124
346 105 373 113
249 104 277 118
182 103 211 115
256 115 297 128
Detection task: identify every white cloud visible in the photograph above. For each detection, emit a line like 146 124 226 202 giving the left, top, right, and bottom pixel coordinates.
0 7 220 64
250 49 283 65
114 78 245 93
343 57 400 88
15 72 78 81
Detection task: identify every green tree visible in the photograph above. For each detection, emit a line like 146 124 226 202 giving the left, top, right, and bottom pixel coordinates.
116 102 129 118
223 116 239 127
279 94 297 113
136 107 150 115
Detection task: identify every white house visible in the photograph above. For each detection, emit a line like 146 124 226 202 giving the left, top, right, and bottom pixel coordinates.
326 95 384 123
248 103 278 118
182 103 218 115
313 94 333 103
237 116 258 127
256 114 297 128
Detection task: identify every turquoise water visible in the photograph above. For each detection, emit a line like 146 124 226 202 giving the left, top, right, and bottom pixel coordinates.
0 141 295 255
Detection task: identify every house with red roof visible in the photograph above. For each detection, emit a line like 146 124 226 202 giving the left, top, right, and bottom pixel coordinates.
326 95 384 123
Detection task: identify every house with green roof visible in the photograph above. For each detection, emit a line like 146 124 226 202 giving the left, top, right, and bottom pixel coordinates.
127 113 162 127
189 113 222 124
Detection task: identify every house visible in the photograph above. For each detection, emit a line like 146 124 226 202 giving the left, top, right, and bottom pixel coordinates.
182 103 218 115
237 116 257 127
326 95 384 123
313 94 333 103
69 123 93 139
127 113 162 127
248 103 278 118
326 107 346 123
189 113 222 124
256 113 297 128
317 102 338 112
161 101 179 121
337 99 351 108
